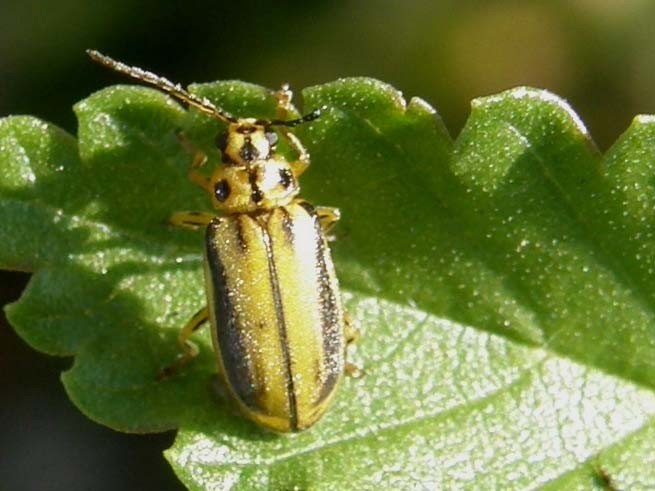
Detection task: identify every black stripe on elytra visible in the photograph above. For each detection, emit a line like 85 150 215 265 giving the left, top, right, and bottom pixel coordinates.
297 200 315 215
234 215 249 253
205 219 258 410
305 206 343 405
279 167 293 189
261 220 298 431
279 207 294 244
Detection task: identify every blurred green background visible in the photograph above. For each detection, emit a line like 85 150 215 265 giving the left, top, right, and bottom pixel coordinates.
1 1 654 489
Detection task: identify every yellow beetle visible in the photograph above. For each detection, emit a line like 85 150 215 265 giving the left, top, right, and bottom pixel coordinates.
88 50 357 432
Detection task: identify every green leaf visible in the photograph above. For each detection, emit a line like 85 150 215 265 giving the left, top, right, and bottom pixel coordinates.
2 79 655 490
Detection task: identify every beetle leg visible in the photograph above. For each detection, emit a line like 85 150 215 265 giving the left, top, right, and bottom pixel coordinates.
315 206 341 234
285 129 311 178
176 130 211 191
344 312 360 346
344 313 364 377
274 84 311 178
170 211 215 230
159 306 209 380
275 83 294 120
188 169 211 191
345 362 364 378
288 139 310 177
279 128 310 178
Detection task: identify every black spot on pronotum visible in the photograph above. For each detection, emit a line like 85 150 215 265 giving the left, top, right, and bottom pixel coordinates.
251 188 264 203
279 168 293 188
214 179 231 202
239 138 258 162
248 168 264 204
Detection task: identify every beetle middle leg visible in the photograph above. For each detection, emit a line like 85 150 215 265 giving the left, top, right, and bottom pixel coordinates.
159 306 209 380
170 211 215 230
175 130 211 191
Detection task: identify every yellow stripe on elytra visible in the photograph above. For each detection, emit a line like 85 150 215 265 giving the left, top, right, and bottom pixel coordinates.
268 205 345 429
207 215 292 428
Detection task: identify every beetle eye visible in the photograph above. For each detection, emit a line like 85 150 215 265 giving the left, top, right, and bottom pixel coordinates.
214 179 231 202
279 168 293 188
216 131 229 152
265 131 278 147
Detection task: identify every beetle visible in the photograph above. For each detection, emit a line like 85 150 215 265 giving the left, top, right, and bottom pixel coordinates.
87 50 357 432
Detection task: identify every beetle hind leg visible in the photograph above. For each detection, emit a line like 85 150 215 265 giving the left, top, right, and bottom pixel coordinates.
159 306 209 380
315 206 341 240
345 362 364 378
344 313 364 378
344 312 360 345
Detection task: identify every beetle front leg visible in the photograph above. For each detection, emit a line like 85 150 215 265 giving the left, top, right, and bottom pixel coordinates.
159 306 209 380
278 129 310 178
287 138 311 177
277 115 311 178
170 211 215 230
275 83 294 120
274 84 311 178
176 130 211 191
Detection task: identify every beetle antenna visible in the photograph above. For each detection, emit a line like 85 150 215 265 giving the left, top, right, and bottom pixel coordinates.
87 49 237 124
270 105 327 127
